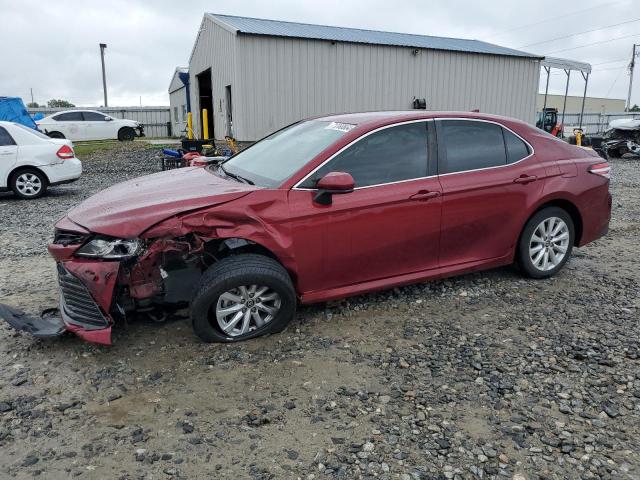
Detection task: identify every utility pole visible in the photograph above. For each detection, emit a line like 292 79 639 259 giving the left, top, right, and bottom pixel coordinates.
626 44 638 112
30 88 34 105
99 43 108 107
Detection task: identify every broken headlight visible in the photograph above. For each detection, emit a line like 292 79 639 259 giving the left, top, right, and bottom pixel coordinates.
75 238 141 259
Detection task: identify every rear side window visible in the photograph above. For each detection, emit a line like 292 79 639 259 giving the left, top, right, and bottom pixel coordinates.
305 122 429 188
503 128 531 163
0 126 16 146
438 120 506 174
54 112 83 121
82 111 108 121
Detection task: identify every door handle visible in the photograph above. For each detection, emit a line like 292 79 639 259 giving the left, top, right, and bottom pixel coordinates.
513 174 538 184
410 190 440 201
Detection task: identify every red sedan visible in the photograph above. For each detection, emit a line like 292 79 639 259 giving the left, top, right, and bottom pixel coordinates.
12 111 612 344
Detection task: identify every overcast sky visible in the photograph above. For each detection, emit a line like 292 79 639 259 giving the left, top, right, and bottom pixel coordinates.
0 0 637 108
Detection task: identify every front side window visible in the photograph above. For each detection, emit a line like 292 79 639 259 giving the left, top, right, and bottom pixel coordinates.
0 126 16 146
439 120 506 174
54 112 83 122
303 122 429 188
221 120 352 187
82 111 108 121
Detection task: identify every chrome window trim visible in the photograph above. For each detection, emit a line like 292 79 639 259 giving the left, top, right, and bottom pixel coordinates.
436 117 535 178
291 117 535 191
292 119 432 191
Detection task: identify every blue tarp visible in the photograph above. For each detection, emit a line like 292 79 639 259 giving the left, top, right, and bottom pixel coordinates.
0 97 37 129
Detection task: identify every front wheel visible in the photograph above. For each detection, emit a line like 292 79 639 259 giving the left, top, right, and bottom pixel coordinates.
191 254 296 343
118 127 135 141
517 207 574 279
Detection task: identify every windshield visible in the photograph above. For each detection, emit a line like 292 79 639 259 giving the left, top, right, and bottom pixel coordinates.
13 123 52 140
221 120 354 187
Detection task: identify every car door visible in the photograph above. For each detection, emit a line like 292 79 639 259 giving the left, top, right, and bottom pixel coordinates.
287 120 442 295
82 111 114 140
435 119 545 267
54 111 85 140
0 126 18 188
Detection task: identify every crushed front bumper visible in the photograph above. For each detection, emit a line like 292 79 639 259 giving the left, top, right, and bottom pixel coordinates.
56 263 115 344
0 261 118 345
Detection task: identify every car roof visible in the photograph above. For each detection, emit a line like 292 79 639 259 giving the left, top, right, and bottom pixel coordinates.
314 110 529 129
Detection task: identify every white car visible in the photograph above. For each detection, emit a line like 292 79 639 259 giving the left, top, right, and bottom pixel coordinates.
35 110 144 142
0 121 82 199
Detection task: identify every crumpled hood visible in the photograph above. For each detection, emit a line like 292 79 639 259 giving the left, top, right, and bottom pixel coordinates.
67 167 256 238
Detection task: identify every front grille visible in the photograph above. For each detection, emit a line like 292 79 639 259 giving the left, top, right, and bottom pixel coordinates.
57 265 109 328
53 229 87 246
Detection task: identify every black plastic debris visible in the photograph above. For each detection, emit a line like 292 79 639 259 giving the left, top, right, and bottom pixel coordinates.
0 304 65 337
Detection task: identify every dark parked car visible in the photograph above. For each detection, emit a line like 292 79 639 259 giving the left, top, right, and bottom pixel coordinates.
3 111 612 345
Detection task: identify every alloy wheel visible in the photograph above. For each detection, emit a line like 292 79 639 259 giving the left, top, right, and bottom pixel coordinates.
215 285 281 337
15 173 42 197
529 217 569 271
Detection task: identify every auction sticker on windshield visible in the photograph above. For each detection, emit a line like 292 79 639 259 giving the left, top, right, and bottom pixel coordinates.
325 122 355 132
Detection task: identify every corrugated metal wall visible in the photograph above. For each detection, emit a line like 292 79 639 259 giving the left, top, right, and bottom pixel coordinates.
235 35 540 140
28 107 171 137
189 16 237 140
169 88 187 137
188 18 540 141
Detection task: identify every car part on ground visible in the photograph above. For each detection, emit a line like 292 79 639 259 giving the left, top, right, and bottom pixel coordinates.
0 111 611 345
0 304 65 337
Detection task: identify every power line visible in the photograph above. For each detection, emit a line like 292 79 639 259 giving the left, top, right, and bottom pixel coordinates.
517 17 640 48
606 65 627 97
543 32 640 55
483 1 628 39
592 58 629 66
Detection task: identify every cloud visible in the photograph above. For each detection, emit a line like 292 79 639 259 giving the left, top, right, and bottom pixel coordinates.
0 0 636 107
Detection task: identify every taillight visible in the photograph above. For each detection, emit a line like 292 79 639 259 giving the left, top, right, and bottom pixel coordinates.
588 162 610 179
56 145 74 160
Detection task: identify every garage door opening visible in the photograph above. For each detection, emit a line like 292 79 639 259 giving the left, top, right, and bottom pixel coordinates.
196 68 213 139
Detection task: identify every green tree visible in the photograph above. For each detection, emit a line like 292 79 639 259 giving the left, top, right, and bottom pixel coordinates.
630 104 640 112
26 101 39 108
47 99 75 108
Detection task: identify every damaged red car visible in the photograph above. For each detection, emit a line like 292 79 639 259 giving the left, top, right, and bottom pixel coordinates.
2 111 611 345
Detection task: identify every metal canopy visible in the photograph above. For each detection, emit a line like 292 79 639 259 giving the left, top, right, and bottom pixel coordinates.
541 56 591 74
540 56 592 131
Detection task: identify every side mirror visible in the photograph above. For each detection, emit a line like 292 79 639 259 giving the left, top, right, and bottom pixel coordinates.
313 171 355 205
105 117 113 121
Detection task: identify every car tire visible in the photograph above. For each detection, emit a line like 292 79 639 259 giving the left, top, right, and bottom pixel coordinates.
517 207 574 279
191 254 297 343
47 131 65 139
118 127 135 141
10 168 48 199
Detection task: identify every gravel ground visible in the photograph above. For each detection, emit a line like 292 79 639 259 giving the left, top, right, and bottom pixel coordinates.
0 145 638 480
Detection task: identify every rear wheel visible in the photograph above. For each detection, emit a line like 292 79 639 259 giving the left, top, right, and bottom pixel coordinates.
517 207 574 279
118 127 135 141
11 169 48 199
191 254 296 343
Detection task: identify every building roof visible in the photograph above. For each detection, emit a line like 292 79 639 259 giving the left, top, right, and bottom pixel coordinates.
168 67 188 93
207 14 542 59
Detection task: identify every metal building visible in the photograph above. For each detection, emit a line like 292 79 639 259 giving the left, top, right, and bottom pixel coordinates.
536 94 626 115
187 14 543 141
168 67 189 137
